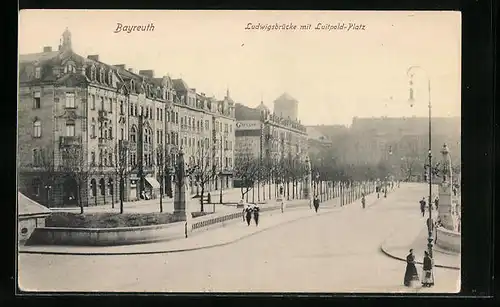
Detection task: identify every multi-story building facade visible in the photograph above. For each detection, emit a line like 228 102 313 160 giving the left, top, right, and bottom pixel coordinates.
234 96 308 186
17 28 236 207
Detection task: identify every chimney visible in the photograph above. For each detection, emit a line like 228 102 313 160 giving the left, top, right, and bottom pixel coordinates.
114 64 126 70
43 46 52 52
128 68 134 73
87 54 99 62
138 69 154 78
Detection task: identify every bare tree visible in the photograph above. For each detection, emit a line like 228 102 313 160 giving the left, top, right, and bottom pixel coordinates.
234 154 260 201
24 146 58 206
59 146 97 214
111 140 137 214
400 156 419 181
155 144 170 213
186 144 216 212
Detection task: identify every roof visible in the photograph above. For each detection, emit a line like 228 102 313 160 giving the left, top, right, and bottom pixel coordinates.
172 78 190 91
18 192 51 216
19 51 60 64
274 92 298 103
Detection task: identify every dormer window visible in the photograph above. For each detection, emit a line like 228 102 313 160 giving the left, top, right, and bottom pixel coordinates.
91 65 96 80
35 67 41 79
108 70 113 85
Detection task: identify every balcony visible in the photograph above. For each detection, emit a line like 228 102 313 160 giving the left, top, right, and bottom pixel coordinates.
98 110 108 121
59 136 82 148
98 137 112 147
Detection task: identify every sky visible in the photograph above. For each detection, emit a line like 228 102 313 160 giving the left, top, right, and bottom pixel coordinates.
19 10 461 126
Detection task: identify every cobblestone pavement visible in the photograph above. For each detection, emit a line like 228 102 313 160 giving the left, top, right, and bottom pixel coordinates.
18 183 459 293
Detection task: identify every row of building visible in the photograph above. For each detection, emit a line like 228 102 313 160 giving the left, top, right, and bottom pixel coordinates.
17 28 309 207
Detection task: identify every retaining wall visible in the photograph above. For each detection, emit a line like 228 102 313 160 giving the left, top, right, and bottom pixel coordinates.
435 226 461 254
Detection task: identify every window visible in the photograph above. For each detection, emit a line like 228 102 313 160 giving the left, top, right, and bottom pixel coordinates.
120 101 124 114
91 152 96 165
66 122 75 136
121 128 124 140
205 120 209 130
131 126 137 143
224 123 228 133
109 126 113 139
229 124 232 133
141 106 144 116
175 112 179 124
33 120 42 138
109 153 113 166
108 99 113 113
91 120 96 138
33 92 41 109
65 93 75 108
35 67 41 79
33 179 41 196
32 149 40 166
91 95 96 110
100 97 105 110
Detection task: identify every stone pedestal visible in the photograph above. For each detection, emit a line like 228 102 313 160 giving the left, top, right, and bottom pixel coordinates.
172 149 188 222
302 157 313 207
438 144 456 231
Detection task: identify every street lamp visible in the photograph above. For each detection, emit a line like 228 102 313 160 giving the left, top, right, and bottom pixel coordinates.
407 65 434 259
44 184 52 207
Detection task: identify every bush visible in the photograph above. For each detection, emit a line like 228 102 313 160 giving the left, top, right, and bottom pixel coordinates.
46 212 181 228
46 211 215 228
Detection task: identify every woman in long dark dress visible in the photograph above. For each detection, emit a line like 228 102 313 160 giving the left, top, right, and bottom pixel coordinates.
421 251 434 287
245 205 253 226
253 204 260 226
404 249 419 286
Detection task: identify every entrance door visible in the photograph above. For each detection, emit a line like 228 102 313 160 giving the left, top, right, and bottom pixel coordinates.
63 177 78 206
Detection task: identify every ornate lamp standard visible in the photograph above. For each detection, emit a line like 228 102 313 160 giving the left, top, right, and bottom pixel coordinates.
44 184 52 207
407 65 434 258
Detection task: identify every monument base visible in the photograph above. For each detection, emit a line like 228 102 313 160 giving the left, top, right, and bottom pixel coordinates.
172 210 188 221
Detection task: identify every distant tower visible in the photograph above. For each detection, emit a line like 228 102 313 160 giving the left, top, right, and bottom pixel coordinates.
60 27 72 51
273 93 299 120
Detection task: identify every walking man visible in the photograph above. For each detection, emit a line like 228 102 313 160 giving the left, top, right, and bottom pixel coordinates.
434 197 439 211
313 195 319 213
420 197 426 217
361 193 366 209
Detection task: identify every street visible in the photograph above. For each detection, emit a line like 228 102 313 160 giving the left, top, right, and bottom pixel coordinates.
18 183 460 293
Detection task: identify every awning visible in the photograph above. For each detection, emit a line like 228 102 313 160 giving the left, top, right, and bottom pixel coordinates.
145 176 161 189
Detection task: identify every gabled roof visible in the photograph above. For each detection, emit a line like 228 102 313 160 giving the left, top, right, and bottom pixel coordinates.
19 51 60 64
18 192 51 217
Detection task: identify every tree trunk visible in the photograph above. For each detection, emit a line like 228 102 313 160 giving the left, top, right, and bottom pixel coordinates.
159 173 163 213
200 186 205 212
119 176 124 214
77 183 84 214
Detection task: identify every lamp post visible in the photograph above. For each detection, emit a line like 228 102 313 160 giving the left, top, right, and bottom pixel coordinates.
385 147 392 198
44 184 52 207
407 65 434 259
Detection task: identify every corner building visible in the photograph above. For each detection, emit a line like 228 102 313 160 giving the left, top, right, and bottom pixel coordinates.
17 28 236 207
234 94 308 187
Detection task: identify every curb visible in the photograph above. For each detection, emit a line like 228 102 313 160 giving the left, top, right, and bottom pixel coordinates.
19 205 341 256
379 241 460 271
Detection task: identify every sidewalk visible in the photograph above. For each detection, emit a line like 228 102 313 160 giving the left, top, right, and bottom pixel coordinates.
380 219 461 270
19 191 378 256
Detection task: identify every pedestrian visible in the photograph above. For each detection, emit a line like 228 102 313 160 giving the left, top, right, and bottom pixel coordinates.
434 197 439 211
376 186 380 199
420 197 426 217
253 203 260 226
313 195 319 213
279 185 284 196
361 193 366 209
421 251 434 287
403 249 419 287
244 204 253 225
207 192 211 204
